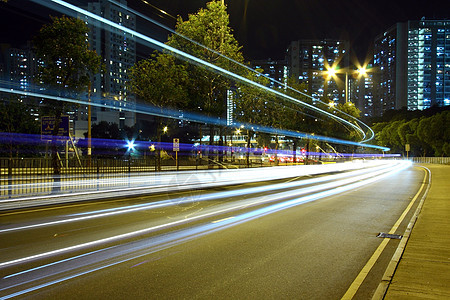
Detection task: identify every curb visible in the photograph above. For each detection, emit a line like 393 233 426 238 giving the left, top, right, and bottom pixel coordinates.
371 166 431 299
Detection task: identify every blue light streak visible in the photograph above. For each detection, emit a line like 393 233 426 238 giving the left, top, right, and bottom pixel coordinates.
27 0 385 151
108 0 375 143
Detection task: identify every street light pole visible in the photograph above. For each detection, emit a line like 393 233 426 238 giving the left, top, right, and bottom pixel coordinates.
345 71 349 103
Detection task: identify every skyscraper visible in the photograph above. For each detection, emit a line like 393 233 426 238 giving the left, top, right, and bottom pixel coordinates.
407 19 450 110
76 0 136 136
250 59 288 90
374 19 450 116
286 39 350 104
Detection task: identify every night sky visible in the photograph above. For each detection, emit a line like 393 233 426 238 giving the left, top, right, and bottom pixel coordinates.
1 0 449 63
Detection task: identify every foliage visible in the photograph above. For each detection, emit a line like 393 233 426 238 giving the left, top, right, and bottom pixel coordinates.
0 100 40 134
33 16 102 93
87 121 121 140
166 0 244 118
128 53 188 110
33 16 102 173
373 110 450 157
0 99 41 157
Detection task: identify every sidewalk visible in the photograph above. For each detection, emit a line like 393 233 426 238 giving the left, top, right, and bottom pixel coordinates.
384 164 450 299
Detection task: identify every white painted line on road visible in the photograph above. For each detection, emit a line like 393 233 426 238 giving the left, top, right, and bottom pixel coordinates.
341 166 428 300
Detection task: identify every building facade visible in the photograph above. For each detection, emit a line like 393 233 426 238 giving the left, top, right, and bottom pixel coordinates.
407 19 450 110
286 39 350 104
374 19 450 116
77 0 136 136
250 59 288 90
0 43 41 121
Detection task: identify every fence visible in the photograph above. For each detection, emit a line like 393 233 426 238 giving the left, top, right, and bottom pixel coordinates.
410 157 450 164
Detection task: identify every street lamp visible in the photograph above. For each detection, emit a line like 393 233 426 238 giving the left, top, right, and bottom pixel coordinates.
324 65 368 103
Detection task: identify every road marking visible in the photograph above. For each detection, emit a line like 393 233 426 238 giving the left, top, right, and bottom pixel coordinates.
212 217 235 223
341 167 428 300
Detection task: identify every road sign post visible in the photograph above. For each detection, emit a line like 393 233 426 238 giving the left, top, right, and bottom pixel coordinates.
405 144 410 159
173 138 180 171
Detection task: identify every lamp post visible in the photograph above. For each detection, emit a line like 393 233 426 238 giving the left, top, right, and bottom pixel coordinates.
325 66 367 103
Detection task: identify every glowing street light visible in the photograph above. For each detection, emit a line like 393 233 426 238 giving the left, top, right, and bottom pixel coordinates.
126 140 136 151
324 65 369 103
326 66 337 78
357 67 367 77
163 126 168 134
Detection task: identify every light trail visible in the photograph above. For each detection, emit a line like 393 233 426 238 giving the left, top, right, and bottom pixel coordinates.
109 0 375 143
26 0 380 150
0 160 410 268
0 161 402 233
0 84 388 152
1 161 396 208
0 161 411 298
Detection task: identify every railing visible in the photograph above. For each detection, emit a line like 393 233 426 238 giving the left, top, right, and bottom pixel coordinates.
410 157 450 164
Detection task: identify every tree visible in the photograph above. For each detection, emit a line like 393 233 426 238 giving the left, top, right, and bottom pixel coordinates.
0 99 40 157
128 53 188 170
234 69 272 166
33 16 102 174
166 1 245 163
88 121 120 140
372 110 450 157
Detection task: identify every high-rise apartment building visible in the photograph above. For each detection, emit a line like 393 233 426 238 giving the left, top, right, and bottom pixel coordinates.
0 43 41 120
286 39 350 104
353 65 375 117
76 0 136 136
407 19 450 110
374 19 450 116
250 59 288 90
0 43 37 93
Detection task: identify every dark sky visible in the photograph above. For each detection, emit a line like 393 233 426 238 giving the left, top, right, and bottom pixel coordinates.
136 0 450 62
2 0 450 63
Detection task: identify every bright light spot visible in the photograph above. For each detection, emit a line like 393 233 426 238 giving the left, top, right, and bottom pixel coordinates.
126 140 135 151
358 67 367 76
327 67 337 77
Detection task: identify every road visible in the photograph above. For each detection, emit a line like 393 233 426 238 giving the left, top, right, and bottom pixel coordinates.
0 160 427 299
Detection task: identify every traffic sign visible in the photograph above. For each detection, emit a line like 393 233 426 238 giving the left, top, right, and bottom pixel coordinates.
41 116 70 140
173 138 180 151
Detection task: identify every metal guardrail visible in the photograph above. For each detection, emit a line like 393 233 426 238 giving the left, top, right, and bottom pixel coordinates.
410 157 450 164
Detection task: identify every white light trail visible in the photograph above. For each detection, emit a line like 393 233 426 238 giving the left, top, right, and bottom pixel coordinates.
0 161 406 233
0 161 392 209
108 0 375 143
0 161 412 299
29 0 378 149
0 161 411 269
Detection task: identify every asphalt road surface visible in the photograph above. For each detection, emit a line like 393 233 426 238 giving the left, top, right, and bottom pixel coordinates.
0 161 426 299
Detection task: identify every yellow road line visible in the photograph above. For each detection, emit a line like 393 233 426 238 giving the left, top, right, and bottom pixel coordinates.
212 216 235 223
341 167 428 300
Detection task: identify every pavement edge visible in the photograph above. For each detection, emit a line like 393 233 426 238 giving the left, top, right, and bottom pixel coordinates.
371 166 431 300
